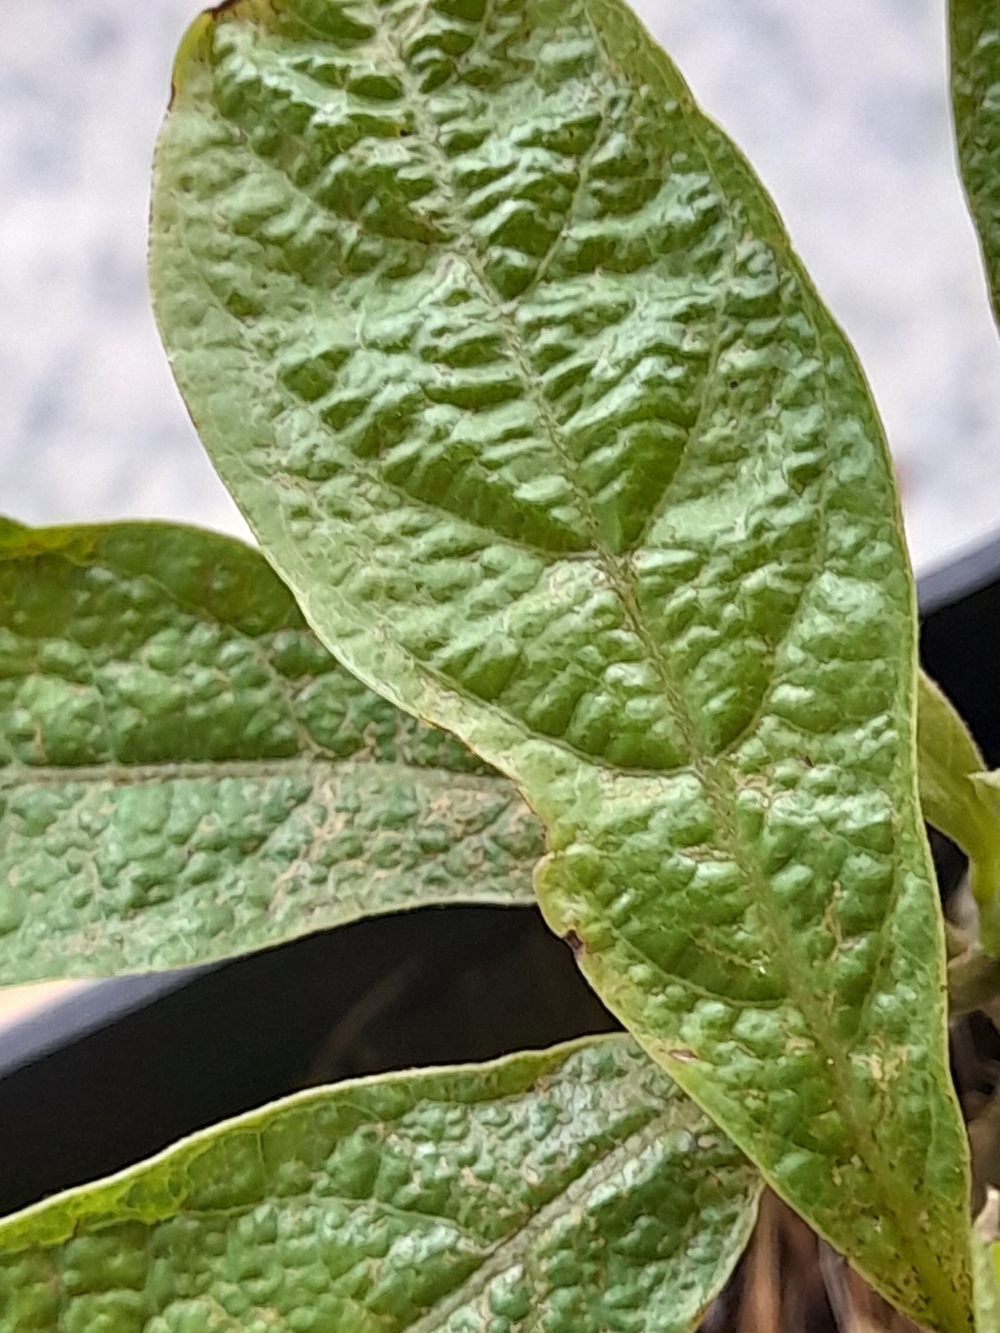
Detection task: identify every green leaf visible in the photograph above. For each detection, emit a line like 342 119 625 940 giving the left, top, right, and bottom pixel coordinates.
0 520 541 981
974 1194 1000 1332
951 0 1000 327
973 774 1000 811
918 670 987 842
971 773 1000 897
150 0 973 1325
975 1240 1000 1333
0 520 27 546
917 671 1000 952
0 1035 760 1333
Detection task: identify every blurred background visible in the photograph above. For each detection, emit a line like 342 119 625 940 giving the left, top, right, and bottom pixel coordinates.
3 0 1000 572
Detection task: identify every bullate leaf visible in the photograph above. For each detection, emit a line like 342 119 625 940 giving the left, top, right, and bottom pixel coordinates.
0 520 540 981
951 0 1000 327
0 1035 760 1333
150 0 973 1324
917 672 1000 952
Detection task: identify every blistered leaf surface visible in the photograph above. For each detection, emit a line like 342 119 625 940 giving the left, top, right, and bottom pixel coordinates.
151 0 972 1323
0 1036 759 1333
951 0 1000 326
0 522 540 980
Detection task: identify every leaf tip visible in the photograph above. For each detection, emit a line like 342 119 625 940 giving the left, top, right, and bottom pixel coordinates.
168 1 272 110
167 13 215 111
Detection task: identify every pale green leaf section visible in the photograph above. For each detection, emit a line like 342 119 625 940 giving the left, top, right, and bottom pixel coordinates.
150 0 973 1324
918 672 987 835
974 1240 1000 1333
971 773 1000 925
973 1194 1000 1333
0 521 540 981
951 0 1000 328
918 672 1000 951
0 1035 759 1333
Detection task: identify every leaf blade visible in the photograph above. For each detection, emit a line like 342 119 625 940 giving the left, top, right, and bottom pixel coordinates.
0 521 541 981
151 0 974 1324
951 0 1000 328
918 670 987 845
0 1035 760 1333
917 671 1000 951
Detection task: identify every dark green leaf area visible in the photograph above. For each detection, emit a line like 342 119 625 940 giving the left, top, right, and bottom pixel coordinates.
0 1038 760 1333
0 522 540 979
951 0 1000 326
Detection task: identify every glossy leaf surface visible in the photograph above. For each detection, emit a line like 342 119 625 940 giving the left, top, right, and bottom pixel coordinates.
0 521 539 981
151 0 972 1323
917 672 1000 952
951 0 1000 325
0 1036 759 1333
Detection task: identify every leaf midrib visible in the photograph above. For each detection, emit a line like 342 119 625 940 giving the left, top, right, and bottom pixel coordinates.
5 1058 739 1333
405 1106 708 1333
0 756 520 790
216 0 919 1241
373 0 948 1304
187 6 959 1317
383 0 838 1039
574 8 954 1303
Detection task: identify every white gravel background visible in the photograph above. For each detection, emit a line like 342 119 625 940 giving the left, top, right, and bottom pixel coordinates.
3 0 999 573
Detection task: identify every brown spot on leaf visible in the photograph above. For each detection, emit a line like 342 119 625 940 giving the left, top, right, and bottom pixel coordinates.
668 1049 699 1063
562 929 584 960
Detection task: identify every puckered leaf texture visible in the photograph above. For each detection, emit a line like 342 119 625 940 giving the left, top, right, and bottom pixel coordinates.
151 0 973 1324
951 0 1000 328
0 1036 759 1333
0 520 539 981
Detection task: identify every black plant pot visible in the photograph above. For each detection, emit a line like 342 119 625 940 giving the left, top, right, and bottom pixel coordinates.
920 532 1000 768
1 531 999 1223
0 905 614 1218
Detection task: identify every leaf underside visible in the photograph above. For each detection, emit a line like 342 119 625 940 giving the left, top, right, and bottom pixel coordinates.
917 672 1000 952
0 521 539 982
951 0 1000 328
917 672 987 848
151 0 972 1324
974 1231 1000 1333
0 1036 759 1333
